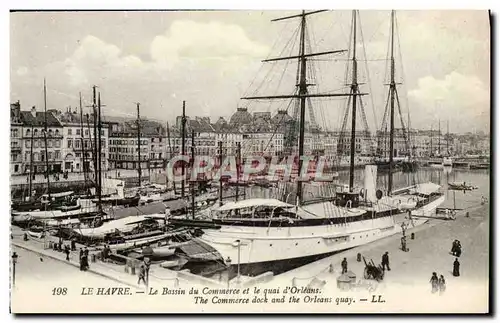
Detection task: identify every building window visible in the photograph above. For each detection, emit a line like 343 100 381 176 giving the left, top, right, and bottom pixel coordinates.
67 139 72 148
76 129 81 136
55 129 59 136
68 129 72 135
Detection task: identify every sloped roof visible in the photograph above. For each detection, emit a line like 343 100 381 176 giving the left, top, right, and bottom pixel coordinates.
20 111 62 127
229 107 252 126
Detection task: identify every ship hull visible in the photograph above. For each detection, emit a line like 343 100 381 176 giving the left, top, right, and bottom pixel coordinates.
196 195 444 270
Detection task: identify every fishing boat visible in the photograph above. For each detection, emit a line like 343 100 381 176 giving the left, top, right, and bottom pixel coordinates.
448 181 478 191
193 10 444 275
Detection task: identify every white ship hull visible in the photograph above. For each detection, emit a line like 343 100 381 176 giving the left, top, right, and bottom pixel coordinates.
196 195 445 266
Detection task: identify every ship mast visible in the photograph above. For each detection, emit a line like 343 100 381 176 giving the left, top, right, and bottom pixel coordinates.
242 10 357 205
388 10 396 194
348 10 359 191
43 79 51 200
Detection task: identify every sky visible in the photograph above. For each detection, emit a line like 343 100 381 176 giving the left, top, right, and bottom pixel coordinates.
10 10 490 133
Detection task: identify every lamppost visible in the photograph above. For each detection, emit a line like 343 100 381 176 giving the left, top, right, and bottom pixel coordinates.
235 240 241 283
12 252 18 287
225 257 232 288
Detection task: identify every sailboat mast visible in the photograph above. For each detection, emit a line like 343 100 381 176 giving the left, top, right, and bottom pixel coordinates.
28 123 34 200
97 93 103 211
191 129 196 219
348 10 358 191
296 10 307 205
92 86 98 190
388 10 396 194
166 122 176 193
181 101 186 198
79 93 88 195
236 141 241 201
447 120 449 155
136 102 142 187
430 125 433 156
438 118 441 156
43 79 51 199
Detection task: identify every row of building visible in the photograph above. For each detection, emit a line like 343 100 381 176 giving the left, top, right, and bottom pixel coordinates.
10 102 490 175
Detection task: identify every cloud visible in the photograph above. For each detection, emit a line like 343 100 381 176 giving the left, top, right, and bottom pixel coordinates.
408 72 489 132
11 21 269 121
150 20 269 69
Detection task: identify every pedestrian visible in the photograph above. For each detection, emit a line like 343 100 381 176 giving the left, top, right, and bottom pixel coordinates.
456 241 462 257
430 272 439 293
401 236 407 252
144 257 151 283
341 258 348 274
138 265 147 286
438 275 446 295
64 246 70 261
79 248 84 270
381 252 391 271
453 258 460 277
451 240 458 256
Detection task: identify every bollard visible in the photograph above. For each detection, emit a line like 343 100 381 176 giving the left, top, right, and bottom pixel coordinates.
91 254 96 263
411 232 415 240
466 212 470 218
357 253 361 262
131 266 136 275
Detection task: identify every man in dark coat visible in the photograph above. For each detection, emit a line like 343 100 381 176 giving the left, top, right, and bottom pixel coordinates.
456 241 462 257
430 272 439 293
453 258 460 277
381 252 391 271
341 258 348 274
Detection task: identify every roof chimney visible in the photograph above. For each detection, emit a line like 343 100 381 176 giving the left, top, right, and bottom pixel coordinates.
31 106 36 118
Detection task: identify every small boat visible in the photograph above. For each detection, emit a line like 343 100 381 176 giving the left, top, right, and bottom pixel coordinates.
160 257 189 270
27 227 46 239
448 182 478 191
443 157 453 167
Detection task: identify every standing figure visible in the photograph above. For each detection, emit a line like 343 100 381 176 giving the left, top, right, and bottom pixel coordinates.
456 241 462 257
401 236 407 252
381 252 391 271
438 275 446 295
451 240 458 256
341 258 348 274
79 248 84 271
453 258 460 277
430 272 439 293
144 258 151 283
138 265 147 285
64 245 70 261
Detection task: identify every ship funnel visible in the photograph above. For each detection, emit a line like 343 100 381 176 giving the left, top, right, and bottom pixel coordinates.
364 165 377 203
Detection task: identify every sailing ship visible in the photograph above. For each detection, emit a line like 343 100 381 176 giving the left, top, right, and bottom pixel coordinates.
192 10 445 275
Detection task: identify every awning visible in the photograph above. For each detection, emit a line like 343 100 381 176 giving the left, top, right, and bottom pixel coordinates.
217 198 294 211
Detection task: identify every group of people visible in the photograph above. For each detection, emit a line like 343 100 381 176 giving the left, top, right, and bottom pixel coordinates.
451 240 462 257
79 248 89 271
429 272 446 295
